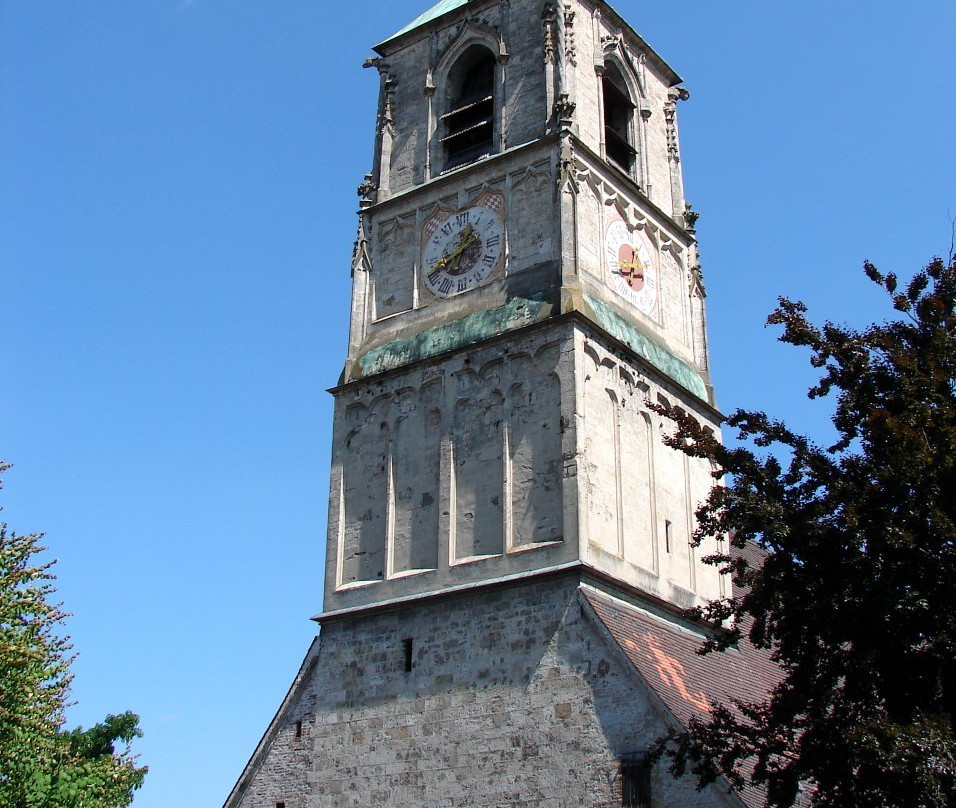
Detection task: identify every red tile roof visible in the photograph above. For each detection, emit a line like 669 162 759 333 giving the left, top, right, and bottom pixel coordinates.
580 587 784 808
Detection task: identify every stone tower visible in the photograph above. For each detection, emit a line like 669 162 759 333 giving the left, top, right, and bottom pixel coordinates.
225 3 773 807
328 0 721 618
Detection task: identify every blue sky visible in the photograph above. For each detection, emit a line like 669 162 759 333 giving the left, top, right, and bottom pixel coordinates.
1 1 954 806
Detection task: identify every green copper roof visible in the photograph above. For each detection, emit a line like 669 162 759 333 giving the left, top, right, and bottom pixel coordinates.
583 294 709 401
354 297 551 379
375 0 470 52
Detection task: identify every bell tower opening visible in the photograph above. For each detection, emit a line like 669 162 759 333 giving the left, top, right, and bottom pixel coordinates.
602 63 636 174
441 44 496 171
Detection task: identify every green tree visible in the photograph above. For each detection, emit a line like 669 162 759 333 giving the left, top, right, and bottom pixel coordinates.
657 254 956 808
0 466 146 807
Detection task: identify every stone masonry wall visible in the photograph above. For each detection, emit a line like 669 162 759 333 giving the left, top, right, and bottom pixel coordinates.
326 322 579 614
374 0 687 221
375 0 550 196
230 576 737 808
577 329 724 608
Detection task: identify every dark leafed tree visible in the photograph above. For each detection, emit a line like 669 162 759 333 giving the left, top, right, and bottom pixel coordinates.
656 253 956 808
0 464 147 807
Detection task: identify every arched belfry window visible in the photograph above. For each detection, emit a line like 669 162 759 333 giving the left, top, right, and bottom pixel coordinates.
602 63 636 174
441 45 496 171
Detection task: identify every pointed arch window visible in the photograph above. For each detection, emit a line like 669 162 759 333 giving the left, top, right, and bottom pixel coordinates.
603 64 636 174
441 45 496 171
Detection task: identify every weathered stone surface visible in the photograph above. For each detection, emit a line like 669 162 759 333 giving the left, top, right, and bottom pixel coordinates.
355 297 553 379
328 322 575 612
325 319 722 616
226 576 736 808
224 3 734 807
581 293 708 401
347 0 708 400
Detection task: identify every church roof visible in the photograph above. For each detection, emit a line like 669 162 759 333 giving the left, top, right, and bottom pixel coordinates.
374 0 682 84
375 0 470 52
378 0 635 49
580 587 784 808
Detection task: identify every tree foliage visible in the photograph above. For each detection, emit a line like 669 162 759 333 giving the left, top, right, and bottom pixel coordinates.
656 254 956 808
0 466 146 807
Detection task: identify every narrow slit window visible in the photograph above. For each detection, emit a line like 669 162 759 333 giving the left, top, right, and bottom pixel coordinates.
402 637 414 672
665 520 673 554
603 65 636 174
294 720 302 738
443 46 496 171
620 754 651 808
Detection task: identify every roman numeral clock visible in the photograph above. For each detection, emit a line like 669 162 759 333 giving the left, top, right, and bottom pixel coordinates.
421 191 505 298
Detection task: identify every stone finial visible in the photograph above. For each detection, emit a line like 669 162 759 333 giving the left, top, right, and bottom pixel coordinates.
558 136 578 191
542 4 557 64
381 74 397 129
683 202 699 234
357 173 377 208
664 91 682 162
553 93 576 129
351 217 369 272
563 4 576 66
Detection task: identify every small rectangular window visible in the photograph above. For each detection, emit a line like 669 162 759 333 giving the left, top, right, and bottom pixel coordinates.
665 520 673 553
402 638 413 672
620 754 651 808
294 720 302 738
276 802 286 808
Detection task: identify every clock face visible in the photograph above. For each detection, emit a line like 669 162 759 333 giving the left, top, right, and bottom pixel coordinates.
605 219 658 315
422 195 505 298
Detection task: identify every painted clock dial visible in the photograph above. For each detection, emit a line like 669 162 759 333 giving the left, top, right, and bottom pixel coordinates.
604 219 658 315
421 194 505 298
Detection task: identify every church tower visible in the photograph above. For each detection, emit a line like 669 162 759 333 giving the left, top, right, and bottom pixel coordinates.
327 0 721 618
225 3 769 808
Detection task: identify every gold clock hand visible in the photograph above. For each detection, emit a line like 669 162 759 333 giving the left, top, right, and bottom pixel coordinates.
618 261 645 283
434 241 466 271
432 225 478 272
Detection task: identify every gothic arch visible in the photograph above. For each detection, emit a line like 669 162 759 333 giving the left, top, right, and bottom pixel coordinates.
600 54 639 174
434 18 503 71
477 355 505 391
432 27 503 172
595 42 649 186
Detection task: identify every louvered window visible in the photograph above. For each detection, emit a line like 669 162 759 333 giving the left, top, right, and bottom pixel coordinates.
443 47 496 171
603 66 636 174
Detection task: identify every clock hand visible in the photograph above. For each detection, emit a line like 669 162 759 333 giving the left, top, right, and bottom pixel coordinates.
461 229 479 250
433 225 479 271
618 260 645 280
457 224 476 249
433 241 466 271
448 234 478 274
